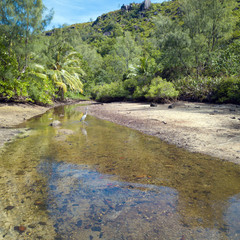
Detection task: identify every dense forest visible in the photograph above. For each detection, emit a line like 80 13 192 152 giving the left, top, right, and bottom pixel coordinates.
0 0 240 105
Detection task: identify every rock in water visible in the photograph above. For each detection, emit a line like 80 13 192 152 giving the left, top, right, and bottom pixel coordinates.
49 120 61 127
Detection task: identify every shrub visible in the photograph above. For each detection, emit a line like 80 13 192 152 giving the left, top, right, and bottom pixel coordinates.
26 74 55 104
212 77 240 104
93 82 129 102
145 77 179 102
133 85 149 100
174 76 220 102
123 78 138 95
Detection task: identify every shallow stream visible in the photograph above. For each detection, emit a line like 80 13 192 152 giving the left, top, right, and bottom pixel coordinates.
0 104 240 240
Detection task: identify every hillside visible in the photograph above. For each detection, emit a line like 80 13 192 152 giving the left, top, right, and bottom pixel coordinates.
45 1 182 40
47 0 240 41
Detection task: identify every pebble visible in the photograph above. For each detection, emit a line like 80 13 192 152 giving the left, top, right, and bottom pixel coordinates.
91 226 101 232
28 224 36 228
39 222 47 226
34 200 44 205
19 226 26 232
84 224 92 229
5 206 15 211
76 220 82 227
14 225 26 233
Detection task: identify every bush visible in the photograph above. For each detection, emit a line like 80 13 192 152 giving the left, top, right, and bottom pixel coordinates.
174 76 220 102
93 82 129 102
123 78 138 95
26 78 55 104
26 71 56 105
145 77 179 102
212 77 240 104
133 85 149 100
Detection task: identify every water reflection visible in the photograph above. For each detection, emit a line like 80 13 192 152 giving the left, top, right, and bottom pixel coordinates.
38 160 180 239
0 104 239 239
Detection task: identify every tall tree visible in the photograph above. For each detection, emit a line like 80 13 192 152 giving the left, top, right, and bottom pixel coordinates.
154 0 237 78
112 32 142 70
0 0 53 73
180 0 237 75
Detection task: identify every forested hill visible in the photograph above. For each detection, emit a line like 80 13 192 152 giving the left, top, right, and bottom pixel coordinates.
48 0 240 41
75 1 182 39
1 0 240 104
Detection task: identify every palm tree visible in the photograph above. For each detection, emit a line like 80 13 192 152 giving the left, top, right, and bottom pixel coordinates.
32 51 85 100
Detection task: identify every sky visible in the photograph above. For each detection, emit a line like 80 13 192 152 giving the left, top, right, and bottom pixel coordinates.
42 0 164 29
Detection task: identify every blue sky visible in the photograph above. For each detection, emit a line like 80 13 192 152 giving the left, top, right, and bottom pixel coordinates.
43 0 164 29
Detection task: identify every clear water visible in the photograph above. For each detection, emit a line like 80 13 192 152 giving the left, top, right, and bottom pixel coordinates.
0 104 240 240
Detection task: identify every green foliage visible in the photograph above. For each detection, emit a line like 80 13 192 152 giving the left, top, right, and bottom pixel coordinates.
0 36 29 101
0 0 53 72
174 75 240 104
1 1 240 105
92 82 129 102
174 76 221 102
133 85 149 100
112 32 142 70
145 77 179 102
123 78 138 95
208 40 240 76
25 70 55 104
0 37 18 99
32 51 85 101
154 0 238 79
212 77 240 104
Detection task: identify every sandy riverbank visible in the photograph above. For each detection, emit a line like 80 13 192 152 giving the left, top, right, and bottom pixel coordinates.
0 103 50 149
0 101 239 164
85 101 240 164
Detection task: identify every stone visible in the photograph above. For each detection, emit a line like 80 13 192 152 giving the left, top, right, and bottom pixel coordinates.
91 226 101 232
49 120 61 127
39 222 47 225
5 206 15 211
103 31 111 36
141 0 151 11
14 225 26 233
150 103 157 107
76 220 82 227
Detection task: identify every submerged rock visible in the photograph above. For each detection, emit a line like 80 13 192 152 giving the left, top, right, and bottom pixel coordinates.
49 120 61 127
5 206 15 211
14 225 26 233
91 226 101 232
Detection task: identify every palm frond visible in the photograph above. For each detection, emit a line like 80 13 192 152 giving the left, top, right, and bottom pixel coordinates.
62 59 80 67
33 64 45 72
61 69 83 93
56 82 67 93
34 73 48 80
64 66 85 75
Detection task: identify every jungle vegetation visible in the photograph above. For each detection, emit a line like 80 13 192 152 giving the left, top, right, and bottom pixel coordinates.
0 0 240 104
